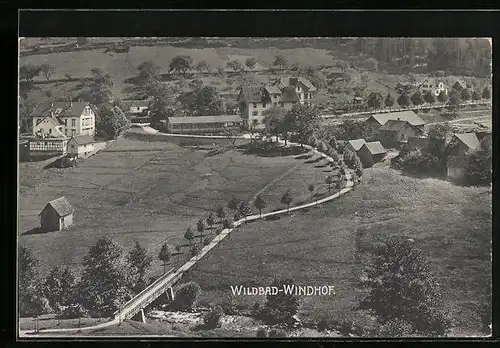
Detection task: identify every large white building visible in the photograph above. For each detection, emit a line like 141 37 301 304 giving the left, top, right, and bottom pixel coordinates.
31 101 96 138
237 76 317 128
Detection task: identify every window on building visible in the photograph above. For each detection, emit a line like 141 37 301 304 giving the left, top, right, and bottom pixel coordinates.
49 129 52 134
263 103 266 108
71 129 75 136
64 119 67 126
252 111 258 116
72 119 76 127
65 129 67 135
253 103 257 108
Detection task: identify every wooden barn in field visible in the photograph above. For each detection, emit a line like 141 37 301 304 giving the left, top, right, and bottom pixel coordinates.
39 197 74 232
358 141 387 168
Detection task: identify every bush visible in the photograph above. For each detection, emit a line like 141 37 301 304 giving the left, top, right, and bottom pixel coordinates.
203 238 210 246
378 318 414 337
58 304 88 319
171 282 201 311
203 305 224 329
268 328 287 337
317 316 331 332
256 328 268 337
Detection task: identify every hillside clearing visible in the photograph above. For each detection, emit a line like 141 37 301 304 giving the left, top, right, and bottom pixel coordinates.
18 135 332 280
181 167 491 335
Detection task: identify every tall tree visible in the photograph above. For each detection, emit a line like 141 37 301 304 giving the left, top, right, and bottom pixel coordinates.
147 82 180 123
385 93 395 108
286 104 321 147
216 206 226 223
39 63 55 82
177 85 224 116
245 57 257 70
397 93 411 108
463 138 492 186
184 227 194 245
42 266 76 310
325 175 334 193
207 212 215 231
360 239 451 336
158 243 171 273
262 106 285 142
96 105 130 139
482 86 491 99
460 88 471 101
448 89 461 110
169 55 193 75
424 90 436 104
78 237 133 316
20 64 41 82
238 201 252 221
254 195 266 218
19 246 49 316
308 184 315 201
128 241 152 292
366 92 384 110
472 90 481 101
437 90 448 104
89 68 114 106
227 60 243 72
410 91 424 108
228 196 240 212
273 55 288 71
197 219 205 240
137 60 161 84
280 190 293 212
196 60 209 72
262 278 300 326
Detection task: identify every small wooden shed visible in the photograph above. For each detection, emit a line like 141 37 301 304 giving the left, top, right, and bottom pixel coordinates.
358 141 387 168
39 197 74 231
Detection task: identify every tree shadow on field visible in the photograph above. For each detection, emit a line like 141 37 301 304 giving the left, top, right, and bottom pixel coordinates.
305 157 324 164
22 227 47 236
264 215 281 221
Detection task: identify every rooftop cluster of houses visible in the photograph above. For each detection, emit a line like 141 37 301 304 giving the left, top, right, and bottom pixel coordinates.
24 101 97 160
237 76 318 128
158 76 318 134
342 109 491 181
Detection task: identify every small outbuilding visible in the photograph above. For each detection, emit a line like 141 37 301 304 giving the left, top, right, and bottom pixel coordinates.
39 197 74 232
67 135 95 158
378 119 424 148
344 138 367 153
358 141 387 168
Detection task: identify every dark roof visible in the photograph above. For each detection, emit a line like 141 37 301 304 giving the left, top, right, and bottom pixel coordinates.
454 132 480 151
379 119 413 132
70 135 94 145
31 102 90 118
347 139 366 152
298 78 317 91
41 197 73 217
35 115 65 127
168 115 242 124
361 141 387 155
368 111 426 127
264 85 282 95
239 86 266 103
281 86 299 103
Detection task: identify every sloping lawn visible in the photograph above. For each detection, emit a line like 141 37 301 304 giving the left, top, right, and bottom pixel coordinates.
18 137 330 281
182 167 491 335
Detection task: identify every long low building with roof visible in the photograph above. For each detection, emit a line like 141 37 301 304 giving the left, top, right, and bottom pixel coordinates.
364 110 426 133
161 115 243 134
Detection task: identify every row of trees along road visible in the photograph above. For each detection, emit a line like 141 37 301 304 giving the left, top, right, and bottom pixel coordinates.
365 84 491 111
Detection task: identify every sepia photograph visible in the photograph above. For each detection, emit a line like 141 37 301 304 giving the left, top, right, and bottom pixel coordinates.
18 36 492 338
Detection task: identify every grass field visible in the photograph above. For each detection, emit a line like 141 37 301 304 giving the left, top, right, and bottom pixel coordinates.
18 135 333 281
181 166 491 335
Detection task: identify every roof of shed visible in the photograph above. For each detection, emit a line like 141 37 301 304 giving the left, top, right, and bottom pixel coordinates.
41 197 74 217
362 141 387 155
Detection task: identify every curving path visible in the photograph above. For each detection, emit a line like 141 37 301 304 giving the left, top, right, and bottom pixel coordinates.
19 139 355 337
